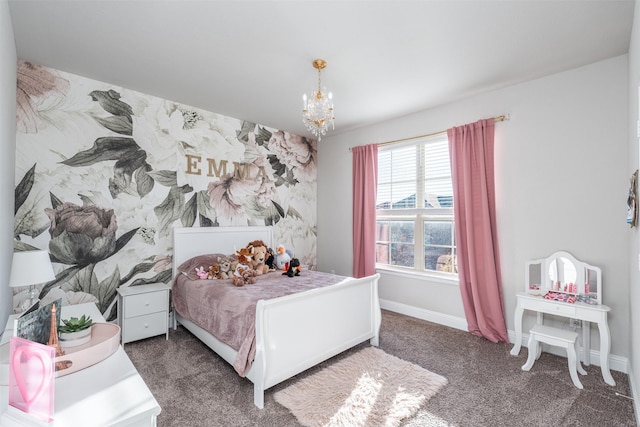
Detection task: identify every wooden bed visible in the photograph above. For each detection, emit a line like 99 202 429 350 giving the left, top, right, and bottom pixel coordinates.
171 226 381 408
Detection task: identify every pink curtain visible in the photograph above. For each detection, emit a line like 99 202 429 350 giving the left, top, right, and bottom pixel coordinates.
447 119 508 343
352 144 378 278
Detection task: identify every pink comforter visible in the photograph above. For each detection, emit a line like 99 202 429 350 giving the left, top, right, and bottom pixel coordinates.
172 254 347 376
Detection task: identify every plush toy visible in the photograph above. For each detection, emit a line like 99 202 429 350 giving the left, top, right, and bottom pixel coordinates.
274 245 292 272
265 247 276 271
195 266 208 280
284 257 301 277
217 256 233 279
232 247 257 286
247 240 270 275
207 263 221 280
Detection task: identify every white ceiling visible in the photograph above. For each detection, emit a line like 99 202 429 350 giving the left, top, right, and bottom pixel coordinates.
8 0 636 140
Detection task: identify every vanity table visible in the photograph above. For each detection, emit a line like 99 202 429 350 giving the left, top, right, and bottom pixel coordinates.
510 251 615 386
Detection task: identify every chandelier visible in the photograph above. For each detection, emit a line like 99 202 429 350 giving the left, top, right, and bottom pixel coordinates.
302 59 335 140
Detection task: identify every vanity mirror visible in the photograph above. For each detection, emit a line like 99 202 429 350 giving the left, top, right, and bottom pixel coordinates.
525 251 601 304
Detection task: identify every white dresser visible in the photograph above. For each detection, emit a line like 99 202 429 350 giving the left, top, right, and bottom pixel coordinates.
0 302 161 426
117 283 170 344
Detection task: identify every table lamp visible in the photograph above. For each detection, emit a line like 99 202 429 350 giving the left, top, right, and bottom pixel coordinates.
9 250 56 312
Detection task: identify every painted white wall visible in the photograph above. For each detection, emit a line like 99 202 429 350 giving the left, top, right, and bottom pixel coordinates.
318 55 630 361
0 0 17 332
627 0 640 413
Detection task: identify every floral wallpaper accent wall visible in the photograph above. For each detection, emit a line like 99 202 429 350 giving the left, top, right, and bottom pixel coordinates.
13 61 318 319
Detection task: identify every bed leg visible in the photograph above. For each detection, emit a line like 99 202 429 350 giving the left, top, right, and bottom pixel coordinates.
253 385 265 409
370 335 379 347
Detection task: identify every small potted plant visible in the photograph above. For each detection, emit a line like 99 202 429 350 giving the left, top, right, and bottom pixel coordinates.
58 315 93 348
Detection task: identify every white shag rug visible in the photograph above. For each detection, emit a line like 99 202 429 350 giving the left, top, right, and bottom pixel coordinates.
274 347 448 427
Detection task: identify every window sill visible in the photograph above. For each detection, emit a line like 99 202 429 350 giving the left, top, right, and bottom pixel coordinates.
375 265 459 286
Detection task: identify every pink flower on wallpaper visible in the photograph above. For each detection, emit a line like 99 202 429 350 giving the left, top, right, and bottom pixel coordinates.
207 175 246 219
207 157 277 222
268 131 317 182
153 255 172 273
16 61 70 133
255 177 276 207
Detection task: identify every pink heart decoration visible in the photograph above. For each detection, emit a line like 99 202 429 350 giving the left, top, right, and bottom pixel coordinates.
11 346 51 409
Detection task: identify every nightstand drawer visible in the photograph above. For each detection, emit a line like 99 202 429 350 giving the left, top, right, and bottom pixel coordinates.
123 291 168 318
122 312 168 342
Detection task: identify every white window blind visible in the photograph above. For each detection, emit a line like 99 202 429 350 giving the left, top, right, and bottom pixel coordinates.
376 135 457 275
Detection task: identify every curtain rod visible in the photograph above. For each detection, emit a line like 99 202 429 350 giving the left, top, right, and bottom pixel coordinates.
375 114 508 148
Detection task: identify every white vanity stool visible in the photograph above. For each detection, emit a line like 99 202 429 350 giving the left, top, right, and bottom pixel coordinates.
522 324 587 389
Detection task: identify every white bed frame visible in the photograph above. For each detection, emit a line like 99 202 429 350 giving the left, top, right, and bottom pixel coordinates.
171 226 381 408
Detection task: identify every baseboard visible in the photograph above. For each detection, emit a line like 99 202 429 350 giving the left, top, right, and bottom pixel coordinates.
380 298 629 374
379 299 468 332
627 365 640 423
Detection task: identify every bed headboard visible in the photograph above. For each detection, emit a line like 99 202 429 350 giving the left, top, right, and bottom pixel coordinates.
172 226 274 277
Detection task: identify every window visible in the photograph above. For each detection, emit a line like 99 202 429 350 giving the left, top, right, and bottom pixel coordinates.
375 135 457 276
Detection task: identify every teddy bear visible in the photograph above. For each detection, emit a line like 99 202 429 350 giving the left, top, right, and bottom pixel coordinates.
217 256 233 279
232 247 257 286
247 240 270 275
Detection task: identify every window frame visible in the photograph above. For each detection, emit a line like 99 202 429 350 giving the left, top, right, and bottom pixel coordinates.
375 135 458 282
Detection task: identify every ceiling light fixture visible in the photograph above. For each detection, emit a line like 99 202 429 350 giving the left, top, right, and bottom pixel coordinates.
302 59 335 141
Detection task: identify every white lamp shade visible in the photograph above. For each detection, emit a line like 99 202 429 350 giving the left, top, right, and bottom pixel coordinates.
9 250 56 288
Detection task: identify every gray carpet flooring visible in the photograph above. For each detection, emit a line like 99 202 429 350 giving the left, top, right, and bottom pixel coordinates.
124 310 636 426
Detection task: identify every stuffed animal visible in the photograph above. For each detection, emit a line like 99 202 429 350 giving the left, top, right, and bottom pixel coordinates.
195 266 208 280
274 245 293 272
207 263 221 280
265 247 276 271
284 257 301 277
232 247 257 286
217 256 233 279
247 240 270 275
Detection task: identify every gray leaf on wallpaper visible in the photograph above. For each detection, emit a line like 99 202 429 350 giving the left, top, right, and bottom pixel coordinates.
196 190 216 224
122 260 155 282
255 126 272 147
286 205 303 220
95 268 120 314
89 89 133 120
147 170 178 187
271 200 285 219
266 154 298 188
113 228 140 255
50 192 63 209
134 165 154 198
155 186 187 236
110 152 149 198
267 155 286 187
236 121 257 142
14 163 35 215
92 115 133 135
40 265 80 299
62 137 139 166
181 193 197 227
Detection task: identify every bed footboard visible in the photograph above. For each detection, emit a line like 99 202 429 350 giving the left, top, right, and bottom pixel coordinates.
251 273 381 408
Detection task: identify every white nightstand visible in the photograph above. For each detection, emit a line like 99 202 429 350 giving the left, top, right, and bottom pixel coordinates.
117 283 170 344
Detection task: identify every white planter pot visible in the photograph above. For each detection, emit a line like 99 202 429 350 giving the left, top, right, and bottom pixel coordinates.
59 327 92 348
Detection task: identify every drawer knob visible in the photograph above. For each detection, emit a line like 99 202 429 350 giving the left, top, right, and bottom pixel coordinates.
145 302 150 306
144 324 149 328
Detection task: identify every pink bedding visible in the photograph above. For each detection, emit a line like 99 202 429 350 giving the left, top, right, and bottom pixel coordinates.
172 254 347 376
